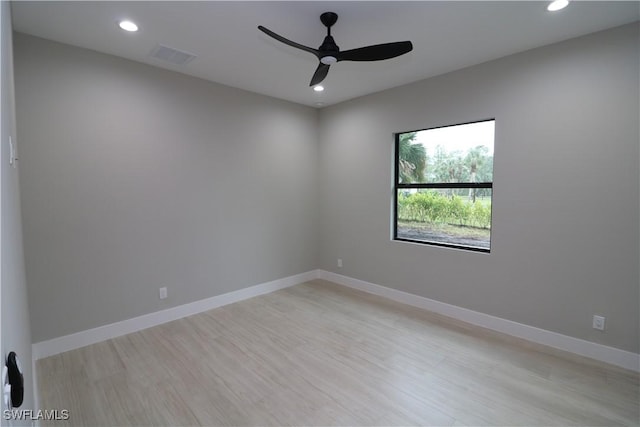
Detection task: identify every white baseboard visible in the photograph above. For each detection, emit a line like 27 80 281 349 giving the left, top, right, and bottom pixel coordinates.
32 268 639 372
319 270 640 372
32 270 321 359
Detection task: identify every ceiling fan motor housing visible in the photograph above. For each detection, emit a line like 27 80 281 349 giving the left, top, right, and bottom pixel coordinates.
319 35 339 64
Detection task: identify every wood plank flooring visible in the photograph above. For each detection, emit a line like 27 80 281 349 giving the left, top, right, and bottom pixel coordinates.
37 280 639 426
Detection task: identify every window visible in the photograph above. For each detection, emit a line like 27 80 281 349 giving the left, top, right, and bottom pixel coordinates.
393 119 495 252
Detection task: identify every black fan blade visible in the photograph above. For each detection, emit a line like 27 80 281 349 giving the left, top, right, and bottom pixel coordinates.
258 26 320 58
337 41 413 62
310 63 330 86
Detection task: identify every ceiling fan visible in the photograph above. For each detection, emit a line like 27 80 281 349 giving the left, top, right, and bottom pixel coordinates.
258 12 413 87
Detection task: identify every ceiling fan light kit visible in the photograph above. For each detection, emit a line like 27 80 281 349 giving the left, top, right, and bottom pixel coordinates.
258 11 413 87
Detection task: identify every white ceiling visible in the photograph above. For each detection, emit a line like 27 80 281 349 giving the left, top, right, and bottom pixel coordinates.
11 1 640 108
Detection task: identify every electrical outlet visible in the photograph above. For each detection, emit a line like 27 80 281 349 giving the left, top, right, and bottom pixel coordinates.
159 287 168 300
592 315 605 331
337 258 343 268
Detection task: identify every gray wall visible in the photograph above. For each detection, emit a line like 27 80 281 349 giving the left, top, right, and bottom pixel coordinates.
14 34 319 343
318 24 639 353
1 2 34 417
13 24 640 355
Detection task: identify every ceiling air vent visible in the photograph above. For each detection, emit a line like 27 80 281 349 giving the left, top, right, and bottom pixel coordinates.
149 44 197 65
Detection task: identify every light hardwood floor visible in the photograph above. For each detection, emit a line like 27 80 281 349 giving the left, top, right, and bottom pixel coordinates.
37 280 639 426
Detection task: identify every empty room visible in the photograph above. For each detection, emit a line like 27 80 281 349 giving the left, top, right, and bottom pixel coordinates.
1 1 639 426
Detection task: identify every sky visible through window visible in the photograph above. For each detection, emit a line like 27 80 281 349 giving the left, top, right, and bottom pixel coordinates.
414 120 495 156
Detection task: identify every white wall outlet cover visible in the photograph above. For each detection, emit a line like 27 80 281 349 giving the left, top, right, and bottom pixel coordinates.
593 315 606 330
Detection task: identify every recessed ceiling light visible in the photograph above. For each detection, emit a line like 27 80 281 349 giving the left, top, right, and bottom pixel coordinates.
313 85 324 92
118 20 139 32
547 0 569 12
